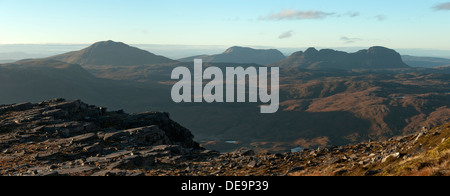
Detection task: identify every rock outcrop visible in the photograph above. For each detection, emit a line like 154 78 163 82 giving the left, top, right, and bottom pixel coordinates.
1 99 448 176
0 99 208 176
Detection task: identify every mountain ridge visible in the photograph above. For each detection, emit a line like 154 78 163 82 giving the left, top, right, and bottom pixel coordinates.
273 46 410 70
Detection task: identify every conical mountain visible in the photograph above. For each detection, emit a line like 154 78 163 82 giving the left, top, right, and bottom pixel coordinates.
47 40 176 66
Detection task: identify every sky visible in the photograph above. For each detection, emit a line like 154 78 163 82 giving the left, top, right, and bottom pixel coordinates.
1 0 450 51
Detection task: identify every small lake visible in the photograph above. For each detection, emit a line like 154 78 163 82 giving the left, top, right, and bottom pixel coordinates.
291 147 305 153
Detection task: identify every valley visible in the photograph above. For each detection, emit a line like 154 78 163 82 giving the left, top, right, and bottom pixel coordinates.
1 41 449 153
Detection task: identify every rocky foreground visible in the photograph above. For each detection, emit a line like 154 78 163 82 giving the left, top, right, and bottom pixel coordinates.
0 99 449 176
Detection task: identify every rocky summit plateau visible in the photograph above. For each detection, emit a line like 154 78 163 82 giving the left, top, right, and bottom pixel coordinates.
0 99 449 176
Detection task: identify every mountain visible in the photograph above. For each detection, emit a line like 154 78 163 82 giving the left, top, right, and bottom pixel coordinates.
47 44 448 153
1 45 449 155
2 59 93 75
0 59 96 88
178 46 286 65
91 60 449 153
46 40 176 66
402 55 450 68
273 46 410 70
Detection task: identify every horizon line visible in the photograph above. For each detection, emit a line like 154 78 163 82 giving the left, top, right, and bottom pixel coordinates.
2 42 450 51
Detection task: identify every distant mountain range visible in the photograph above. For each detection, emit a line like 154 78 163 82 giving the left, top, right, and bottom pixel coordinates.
402 55 450 68
3 42 450 69
178 46 286 65
272 46 410 70
1 41 449 153
46 40 177 66
29 41 448 70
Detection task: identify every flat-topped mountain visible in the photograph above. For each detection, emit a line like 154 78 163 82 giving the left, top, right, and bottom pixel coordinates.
178 46 286 65
47 40 176 66
273 46 410 70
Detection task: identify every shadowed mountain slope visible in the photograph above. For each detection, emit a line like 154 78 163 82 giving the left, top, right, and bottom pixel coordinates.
0 59 172 111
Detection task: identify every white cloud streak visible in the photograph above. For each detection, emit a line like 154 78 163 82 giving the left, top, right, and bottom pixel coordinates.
259 9 335 20
340 36 362 44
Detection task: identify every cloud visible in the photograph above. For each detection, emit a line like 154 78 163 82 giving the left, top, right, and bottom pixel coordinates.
375 15 387 21
279 30 294 39
259 9 335 20
342 11 360 18
340 36 362 44
433 2 450 10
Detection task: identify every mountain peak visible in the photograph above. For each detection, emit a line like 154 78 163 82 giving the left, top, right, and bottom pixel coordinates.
368 46 392 51
223 46 248 54
90 40 128 48
304 47 319 54
179 46 286 65
47 41 176 66
358 46 398 55
223 46 280 54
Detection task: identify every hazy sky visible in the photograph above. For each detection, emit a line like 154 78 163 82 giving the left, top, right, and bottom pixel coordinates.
1 0 450 50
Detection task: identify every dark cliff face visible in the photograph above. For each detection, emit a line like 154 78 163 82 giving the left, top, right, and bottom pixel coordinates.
273 46 410 70
47 40 176 66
